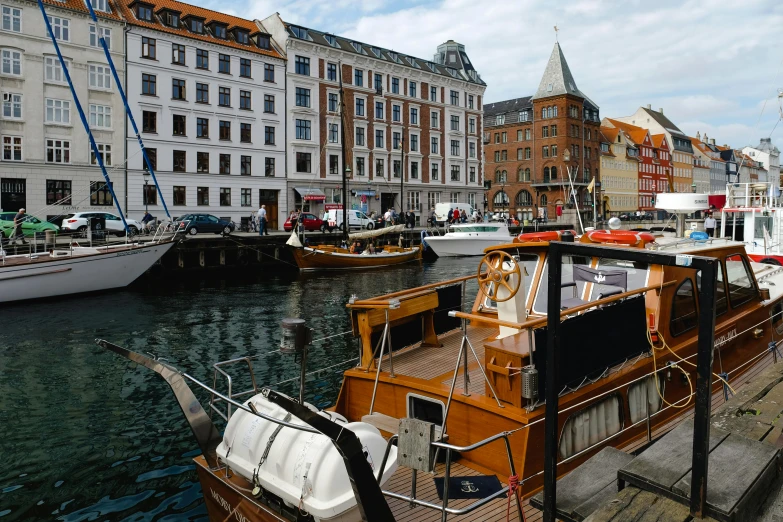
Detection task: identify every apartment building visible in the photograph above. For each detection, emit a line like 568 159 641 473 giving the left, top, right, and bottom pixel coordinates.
598 127 639 215
603 119 663 211
260 14 486 223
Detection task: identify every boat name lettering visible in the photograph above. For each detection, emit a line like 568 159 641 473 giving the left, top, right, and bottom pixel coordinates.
209 488 249 522
715 328 737 348
115 250 145 258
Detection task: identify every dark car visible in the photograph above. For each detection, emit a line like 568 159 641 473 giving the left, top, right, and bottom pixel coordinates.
283 213 324 232
176 214 234 235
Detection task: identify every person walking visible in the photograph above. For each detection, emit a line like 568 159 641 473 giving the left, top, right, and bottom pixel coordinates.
258 205 269 235
11 208 27 245
704 213 716 237
460 209 468 223
447 208 454 225
428 207 436 227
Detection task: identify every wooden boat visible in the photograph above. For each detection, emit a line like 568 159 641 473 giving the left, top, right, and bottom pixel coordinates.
100 214 783 521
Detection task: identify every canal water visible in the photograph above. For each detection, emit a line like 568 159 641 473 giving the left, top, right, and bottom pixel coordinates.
0 257 479 521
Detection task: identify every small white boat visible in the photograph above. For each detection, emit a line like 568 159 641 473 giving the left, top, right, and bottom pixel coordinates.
422 222 512 257
0 240 176 303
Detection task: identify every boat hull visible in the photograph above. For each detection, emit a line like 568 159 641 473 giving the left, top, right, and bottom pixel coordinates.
422 236 512 257
0 241 175 303
291 246 421 271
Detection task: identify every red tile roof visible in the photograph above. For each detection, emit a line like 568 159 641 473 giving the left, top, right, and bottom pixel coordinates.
651 134 667 149
605 119 649 147
116 0 283 59
42 0 123 21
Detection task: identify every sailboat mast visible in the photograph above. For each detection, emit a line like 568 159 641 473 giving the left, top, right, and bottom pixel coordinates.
339 61 348 241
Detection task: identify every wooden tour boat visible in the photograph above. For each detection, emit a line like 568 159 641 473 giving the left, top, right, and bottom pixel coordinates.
100 193 783 521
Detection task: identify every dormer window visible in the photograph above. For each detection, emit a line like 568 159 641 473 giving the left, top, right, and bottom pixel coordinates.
136 3 152 21
389 51 398 62
187 17 204 34
351 41 361 53
255 34 270 50
161 11 179 28
370 46 381 57
212 24 226 39
87 0 110 13
290 26 307 39
324 34 336 46
235 30 248 45
425 61 436 72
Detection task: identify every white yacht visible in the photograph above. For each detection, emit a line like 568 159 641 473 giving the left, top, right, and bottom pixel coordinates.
422 222 512 257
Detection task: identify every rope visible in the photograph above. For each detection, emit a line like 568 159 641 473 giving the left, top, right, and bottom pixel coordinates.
506 474 522 522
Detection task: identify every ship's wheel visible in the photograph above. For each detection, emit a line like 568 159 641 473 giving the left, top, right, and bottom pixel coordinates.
477 251 521 303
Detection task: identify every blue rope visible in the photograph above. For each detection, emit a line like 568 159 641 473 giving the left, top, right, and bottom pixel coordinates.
770 341 783 361
719 372 732 402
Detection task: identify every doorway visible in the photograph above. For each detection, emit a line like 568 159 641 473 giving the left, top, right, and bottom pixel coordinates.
381 192 397 213
258 189 279 230
1 178 26 212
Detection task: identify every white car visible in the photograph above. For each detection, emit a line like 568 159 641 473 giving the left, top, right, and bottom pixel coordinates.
60 212 143 237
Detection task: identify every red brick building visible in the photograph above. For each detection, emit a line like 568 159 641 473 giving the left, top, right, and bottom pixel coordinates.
483 43 601 222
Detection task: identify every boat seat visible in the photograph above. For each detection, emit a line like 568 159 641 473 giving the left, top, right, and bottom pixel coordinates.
361 413 400 435
561 266 627 310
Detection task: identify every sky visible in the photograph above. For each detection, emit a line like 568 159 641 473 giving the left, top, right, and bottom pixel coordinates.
200 0 783 152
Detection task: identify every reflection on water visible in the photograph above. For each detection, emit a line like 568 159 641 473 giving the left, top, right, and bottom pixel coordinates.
0 258 479 521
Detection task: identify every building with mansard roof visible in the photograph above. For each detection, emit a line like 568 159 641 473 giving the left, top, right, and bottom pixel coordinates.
743 137 780 186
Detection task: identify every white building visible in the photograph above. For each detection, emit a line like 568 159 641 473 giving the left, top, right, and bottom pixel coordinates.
259 14 486 223
0 0 126 223
119 0 287 228
743 137 780 186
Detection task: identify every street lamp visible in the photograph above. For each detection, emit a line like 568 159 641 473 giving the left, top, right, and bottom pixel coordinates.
143 171 150 214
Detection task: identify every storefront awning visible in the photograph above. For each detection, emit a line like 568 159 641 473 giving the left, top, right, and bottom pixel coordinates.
294 187 326 201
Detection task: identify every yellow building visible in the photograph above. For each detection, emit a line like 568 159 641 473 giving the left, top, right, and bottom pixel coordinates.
599 127 639 214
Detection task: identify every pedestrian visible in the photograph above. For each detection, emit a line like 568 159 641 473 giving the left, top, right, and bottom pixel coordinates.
460 209 467 223
11 208 27 244
428 207 436 227
704 213 716 237
407 209 416 229
383 208 392 227
447 208 454 224
258 204 269 236
290 209 299 231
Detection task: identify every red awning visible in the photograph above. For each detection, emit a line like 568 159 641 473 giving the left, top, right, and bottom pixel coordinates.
708 194 726 210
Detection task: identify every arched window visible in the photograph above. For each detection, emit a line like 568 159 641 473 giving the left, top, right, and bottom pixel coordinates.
547 107 552 118
550 166 557 179
516 190 532 206
544 166 550 180
501 170 507 183
551 144 557 157
541 107 546 119
553 106 558 117
517 167 524 182
495 170 501 183
541 194 548 206
525 168 531 181
493 190 509 206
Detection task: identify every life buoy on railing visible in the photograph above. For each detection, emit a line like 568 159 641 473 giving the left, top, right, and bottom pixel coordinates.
585 229 656 246
514 230 576 243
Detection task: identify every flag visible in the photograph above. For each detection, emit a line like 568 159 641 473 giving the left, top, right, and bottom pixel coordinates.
587 177 595 193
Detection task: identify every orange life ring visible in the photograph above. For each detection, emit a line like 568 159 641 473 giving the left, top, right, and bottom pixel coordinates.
514 230 576 243
604 229 656 242
586 230 656 246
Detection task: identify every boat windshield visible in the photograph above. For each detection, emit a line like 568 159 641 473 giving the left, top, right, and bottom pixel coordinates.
452 226 503 233
481 253 540 310
532 255 592 314
589 259 650 300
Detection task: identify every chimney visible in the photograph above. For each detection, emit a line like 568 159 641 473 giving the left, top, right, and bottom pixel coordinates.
647 104 651 109
696 131 700 140
710 138 716 145
723 144 728 149
659 108 664 114
703 133 708 143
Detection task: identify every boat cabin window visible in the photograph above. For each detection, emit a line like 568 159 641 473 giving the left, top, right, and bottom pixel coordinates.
481 253 539 311
670 278 698 337
559 394 622 459
532 255 591 315
628 375 663 424
407 394 445 435
589 259 649 300
696 264 728 316
725 254 757 308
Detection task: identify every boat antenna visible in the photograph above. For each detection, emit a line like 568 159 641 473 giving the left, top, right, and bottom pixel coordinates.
339 61 349 242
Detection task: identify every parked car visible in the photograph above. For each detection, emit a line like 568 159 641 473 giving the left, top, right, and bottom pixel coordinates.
283 213 324 232
0 212 59 238
60 212 143 237
175 214 234 235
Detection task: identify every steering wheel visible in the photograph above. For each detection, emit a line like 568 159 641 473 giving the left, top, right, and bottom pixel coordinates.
477 251 522 302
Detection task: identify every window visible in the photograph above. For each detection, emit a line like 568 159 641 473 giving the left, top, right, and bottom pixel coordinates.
450 165 460 181
241 156 251 176
91 181 112 205
189 17 203 33
196 83 208 103
219 120 231 141
393 132 400 150
410 134 418 152
551 144 557 157
431 111 439 128
89 104 111 129
551 125 557 137
213 24 226 39
196 117 208 138
2 135 21 161
431 137 439 154
411 162 419 179
88 142 112 166
409 80 417 98
559 395 622 459
356 127 365 146
328 123 338 143
142 73 156 95
240 90 251 110
330 155 339 175
219 154 230 174
172 43 185 65
431 164 439 180
469 142 475 158
354 68 363 87
450 90 458 105
142 147 156 171
142 37 156 59
469 118 475 134
89 64 111 90
410 107 418 125
240 58 251 78
264 126 275 145
197 187 209 205
430 86 437 102
542 146 549 158
218 87 230 106
294 55 310 75
326 62 336 81
2 6 22 32
469 167 476 183
725 254 756 308
142 110 156 133
670 278 698 336
197 152 209 172
89 25 111 49
468 95 474 109
496 115 505 125
45 98 70 124
241 188 251 206
46 180 71 205
354 97 365 116
46 138 70 163
450 140 460 156
391 77 399 94
450 115 459 131
44 56 65 81
47 15 69 41
264 63 275 82
392 105 401 122
295 87 310 107
393 160 401 178
295 119 311 140
240 123 251 143
173 186 186 205
136 4 151 21
356 156 365 176
296 152 311 173
218 54 230 74
173 150 186 171
375 129 384 148
172 78 186 100
2 92 21 119
265 157 275 176
375 101 384 119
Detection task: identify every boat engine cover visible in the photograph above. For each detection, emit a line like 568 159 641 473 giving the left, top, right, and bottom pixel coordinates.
217 392 397 521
